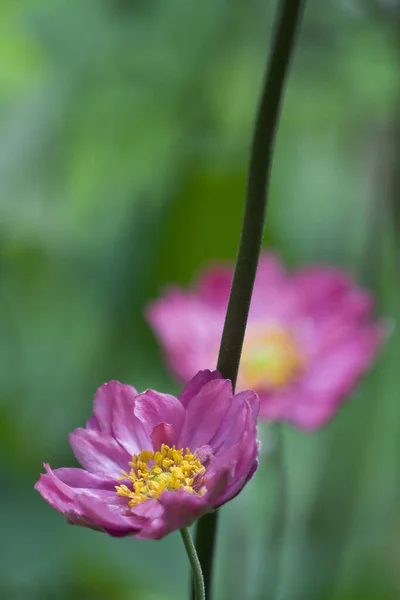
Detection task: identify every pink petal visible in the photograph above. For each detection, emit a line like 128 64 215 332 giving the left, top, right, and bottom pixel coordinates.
93 381 137 435
255 253 287 286
130 500 167 539
217 456 259 506
135 490 210 539
151 422 175 450
69 428 130 476
134 390 184 444
294 268 350 308
131 498 164 520
161 490 210 531
35 469 79 515
110 383 150 455
231 390 259 425
178 379 233 449
86 416 100 431
45 466 117 490
209 390 259 451
289 399 338 430
204 466 235 505
196 266 233 307
178 369 223 408
302 325 383 399
260 324 383 429
35 464 117 516
249 254 292 318
194 444 214 464
146 291 222 382
211 406 259 506
293 267 374 321
88 381 151 456
258 390 294 422
76 493 144 537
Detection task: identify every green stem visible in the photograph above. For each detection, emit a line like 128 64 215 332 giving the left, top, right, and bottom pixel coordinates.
193 1 305 598
180 527 205 600
268 425 287 600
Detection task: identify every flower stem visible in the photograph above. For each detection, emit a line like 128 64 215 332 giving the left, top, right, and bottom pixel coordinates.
193 0 305 598
267 424 287 600
180 527 205 600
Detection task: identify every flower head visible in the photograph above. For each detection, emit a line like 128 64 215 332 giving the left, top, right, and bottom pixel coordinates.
35 370 259 539
147 254 384 430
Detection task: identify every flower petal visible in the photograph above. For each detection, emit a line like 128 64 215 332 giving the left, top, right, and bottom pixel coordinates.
196 266 233 307
303 325 383 399
210 404 259 506
249 254 292 318
289 399 337 430
86 416 100 431
93 381 136 434
178 378 233 449
146 290 222 382
178 369 222 408
35 467 79 515
259 323 384 429
258 390 294 422
75 493 144 537
209 390 259 452
293 267 374 321
135 490 210 539
35 464 118 517
151 422 175 450
255 253 287 287
44 466 118 489
69 428 130 476
110 382 150 455
90 381 150 456
134 390 184 444
130 498 164 520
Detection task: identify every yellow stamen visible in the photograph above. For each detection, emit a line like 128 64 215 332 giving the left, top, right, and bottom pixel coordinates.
115 444 206 508
241 323 305 390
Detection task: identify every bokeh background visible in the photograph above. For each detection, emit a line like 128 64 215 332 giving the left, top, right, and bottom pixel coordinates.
1 0 399 598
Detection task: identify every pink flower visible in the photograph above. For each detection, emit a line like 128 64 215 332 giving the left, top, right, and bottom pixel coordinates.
147 253 384 430
35 370 259 539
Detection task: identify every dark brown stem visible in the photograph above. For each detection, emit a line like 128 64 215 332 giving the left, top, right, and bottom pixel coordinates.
192 1 305 597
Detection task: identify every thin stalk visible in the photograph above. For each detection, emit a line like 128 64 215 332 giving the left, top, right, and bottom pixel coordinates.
181 527 206 600
267 425 287 600
193 1 305 598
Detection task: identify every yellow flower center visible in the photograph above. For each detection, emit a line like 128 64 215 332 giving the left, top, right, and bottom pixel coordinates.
240 323 305 390
115 444 206 508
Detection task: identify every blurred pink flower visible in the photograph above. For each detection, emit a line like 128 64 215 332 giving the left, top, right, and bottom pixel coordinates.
147 254 384 430
35 370 259 539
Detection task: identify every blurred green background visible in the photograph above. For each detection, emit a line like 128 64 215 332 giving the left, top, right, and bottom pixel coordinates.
1 0 399 598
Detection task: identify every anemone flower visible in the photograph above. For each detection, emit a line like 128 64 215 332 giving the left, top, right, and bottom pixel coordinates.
35 370 259 539
147 254 384 430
